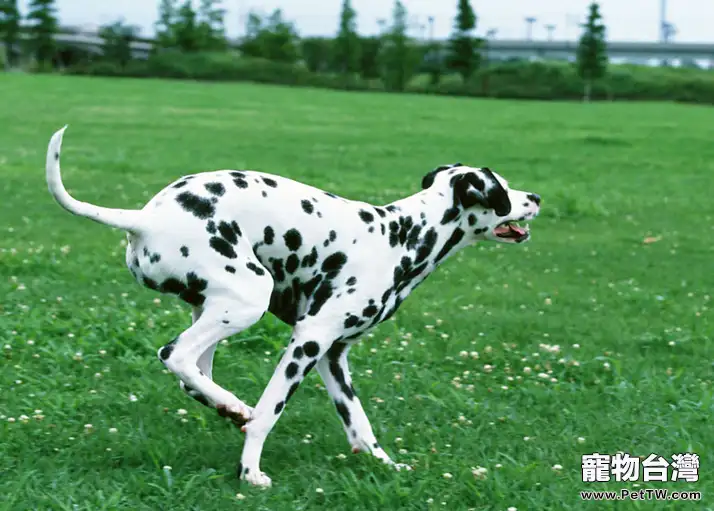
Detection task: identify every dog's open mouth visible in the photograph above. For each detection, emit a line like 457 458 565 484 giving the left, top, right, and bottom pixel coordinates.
493 221 530 242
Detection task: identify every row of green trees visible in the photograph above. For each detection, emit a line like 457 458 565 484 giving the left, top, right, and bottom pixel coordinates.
1 0 609 101
0 0 58 67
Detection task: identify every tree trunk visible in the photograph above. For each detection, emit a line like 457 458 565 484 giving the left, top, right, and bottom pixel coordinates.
583 80 592 103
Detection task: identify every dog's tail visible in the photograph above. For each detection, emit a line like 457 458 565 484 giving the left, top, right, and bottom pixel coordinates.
46 126 144 232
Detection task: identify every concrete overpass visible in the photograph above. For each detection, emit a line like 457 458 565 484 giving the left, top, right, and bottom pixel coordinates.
483 39 714 63
54 32 714 65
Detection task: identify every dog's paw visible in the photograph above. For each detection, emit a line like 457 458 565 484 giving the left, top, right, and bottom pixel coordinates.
216 402 253 428
241 469 272 488
393 463 413 472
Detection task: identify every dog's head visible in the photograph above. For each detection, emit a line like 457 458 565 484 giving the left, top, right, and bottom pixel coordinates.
422 163 541 244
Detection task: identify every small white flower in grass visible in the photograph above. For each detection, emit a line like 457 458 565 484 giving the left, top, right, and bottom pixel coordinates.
336 453 347 460
426 498 434 504
163 465 172 471
181 418 188 423
4 344 10 350
370 348 377 354
577 437 586 444
84 424 93 431
471 466 488 479
394 374 401 381
552 464 563 472
495 463 503 469
440 333 449 339
94 372 102 379
15 380 22 385
550 378 558 383
398 448 408 454
572 343 580 349
603 362 611 370
442 472 453 479
177 409 188 416
395 437 403 443
523 366 532 374
538 372 549 379
129 394 138 402
236 493 246 500
459 350 468 358
109 427 118 434
508 507 517 511
26 340 34 346
99 349 106 356
7 417 16 423
523 436 531 441
483 364 493 373
315 488 324 494
153 298 161 305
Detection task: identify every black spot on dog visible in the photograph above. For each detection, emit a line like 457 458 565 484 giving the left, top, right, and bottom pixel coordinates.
218 221 238 245
303 360 317 376
222 319 230 324
441 207 460 224
386 205 399 212
284 229 302 251
415 227 438 264
173 180 188 189
301 200 314 214
329 230 337 242
230 221 242 237
380 224 386 235
359 210 374 223
210 237 237 259
180 246 189 257
286 362 299 379
264 226 275 245
347 288 356 294
344 315 360 328
375 207 387 218
302 247 318 268
325 192 338 199
233 177 248 189
474 227 488 235
54 152 59 161
368 226 375 233
303 341 320 358
262 191 268 198
246 262 265 276
206 220 217 234
274 401 284 414
205 182 225 196
149 253 161 263
293 346 304 359
159 338 177 360
225 265 236 274
322 252 347 275
435 228 465 263
262 177 278 188
285 382 300 403
308 281 333 316
468 214 477 226
271 259 286 283
286 254 299 274
346 277 357 286
335 401 351 426
176 192 214 219
363 303 379 317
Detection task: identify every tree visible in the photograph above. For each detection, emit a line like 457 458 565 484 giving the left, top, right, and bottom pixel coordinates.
239 9 300 64
576 2 607 102
26 0 58 68
0 0 21 67
301 37 332 73
333 0 360 74
359 36 381 79
99 19 140 68
446 0 481 82
379 0 419 92
155 0 179 49
196 0 226 51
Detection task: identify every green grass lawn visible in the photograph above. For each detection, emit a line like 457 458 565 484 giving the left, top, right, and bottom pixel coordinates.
1 73 712 510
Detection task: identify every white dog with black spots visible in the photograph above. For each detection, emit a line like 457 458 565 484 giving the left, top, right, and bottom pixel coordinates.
45 126 541 487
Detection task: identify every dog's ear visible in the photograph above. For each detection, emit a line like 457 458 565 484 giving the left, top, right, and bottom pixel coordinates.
422 163 462 189
452 168 512 216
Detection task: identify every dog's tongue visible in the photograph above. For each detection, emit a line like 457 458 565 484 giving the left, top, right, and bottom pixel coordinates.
494 223 525 237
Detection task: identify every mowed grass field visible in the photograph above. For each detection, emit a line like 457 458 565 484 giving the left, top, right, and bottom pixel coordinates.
1 73 713 510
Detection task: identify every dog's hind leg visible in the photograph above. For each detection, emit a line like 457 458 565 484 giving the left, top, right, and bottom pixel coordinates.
179 307 220 408
159 272 273 426
316 342 412 471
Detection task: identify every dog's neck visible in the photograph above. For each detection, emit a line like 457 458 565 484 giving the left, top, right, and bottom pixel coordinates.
377 187 476 299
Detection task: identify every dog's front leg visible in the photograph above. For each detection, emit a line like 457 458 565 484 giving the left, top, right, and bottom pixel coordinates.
238 331 334 487
316 342 412 471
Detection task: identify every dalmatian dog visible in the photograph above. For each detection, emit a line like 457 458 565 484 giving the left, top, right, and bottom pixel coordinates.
45 126 540 487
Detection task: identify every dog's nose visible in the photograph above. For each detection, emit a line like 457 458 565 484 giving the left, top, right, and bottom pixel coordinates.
527 193 541 206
